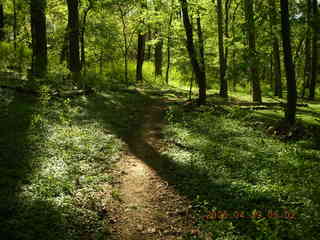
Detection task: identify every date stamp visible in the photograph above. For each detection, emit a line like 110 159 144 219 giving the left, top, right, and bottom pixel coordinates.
203 209 296 221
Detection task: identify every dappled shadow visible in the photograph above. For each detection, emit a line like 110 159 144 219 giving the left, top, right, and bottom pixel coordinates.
0 92 38 215
82 89 296 238
0 92 92 240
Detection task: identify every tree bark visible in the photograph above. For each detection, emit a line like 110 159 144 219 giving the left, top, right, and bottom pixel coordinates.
303 0 312 98
269 0 282 98
0 4 4 41
66 0 81 84
165 9 174 84
136 33 146 82
216 0 227 97
154 0 163 77
80 0 93 76
136 1 147 82
196 14 206 85
244 0 261 102
154 33 163 77
309 0 318 100
280 0 297 124
30 0 48 78
180 0 206 105
13 0 17 52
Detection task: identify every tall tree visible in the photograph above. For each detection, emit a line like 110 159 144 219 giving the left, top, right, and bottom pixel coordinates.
165 0 174 84
80 0 94 76
66 0 81 84
216 0 228 97
303 0 312 98
154 0 163 77
244 0 261 103
309 0 318 100
180 0 206 105
0 3 4 41
136 0 147 82
269 0 282 98
117 3 134 84
30 0 48 78
196 12 206 87
280 0 297 124
13 0 17 52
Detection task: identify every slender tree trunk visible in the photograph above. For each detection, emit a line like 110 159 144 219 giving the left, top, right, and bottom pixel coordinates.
99 48 103 75
303 0 312 98
244 0 261 102
154 34 163 77
180 0 206 105
118 5 129 84
146 26 152 60
197 14 206 81
280 0 297 124
13 0 17 52
80 1 93 76
216 0 227 97
269 0 282 98
136 1 147 82
309 0 318 100
273 39 282 97
136 33 146 82
60 23 69 65
231 2 239 91
189 72 194 101
30 0 48 78
165 10 173 84
66 0 81 84
154 1 163 77
0 4 4 41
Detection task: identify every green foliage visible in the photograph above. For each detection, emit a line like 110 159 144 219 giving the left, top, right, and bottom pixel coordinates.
163 91 320 240
0 89 122 239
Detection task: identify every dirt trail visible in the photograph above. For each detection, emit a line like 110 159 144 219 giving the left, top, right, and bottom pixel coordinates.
110 98 194 240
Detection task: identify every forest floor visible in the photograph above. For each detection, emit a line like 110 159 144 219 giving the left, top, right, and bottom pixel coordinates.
1 84 320 240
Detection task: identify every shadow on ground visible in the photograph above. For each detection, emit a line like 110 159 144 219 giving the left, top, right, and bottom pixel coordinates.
0 92 70 240
82 89 307 239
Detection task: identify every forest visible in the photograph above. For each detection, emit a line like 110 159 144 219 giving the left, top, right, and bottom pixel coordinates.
0 0 320 239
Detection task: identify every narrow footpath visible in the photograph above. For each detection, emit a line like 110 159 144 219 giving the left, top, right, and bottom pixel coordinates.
109 96 196 240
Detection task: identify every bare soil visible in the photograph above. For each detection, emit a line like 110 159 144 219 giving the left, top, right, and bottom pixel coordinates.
108 99 196 240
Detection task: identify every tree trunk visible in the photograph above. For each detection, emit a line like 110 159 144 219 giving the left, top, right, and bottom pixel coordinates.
136 1 147 82
244 0 261 103
269 0 282 98
99 48 103 75
196 14 206 85
154 34 163 77
136 33 146 82
0 4 4 41
309 0 318 100
146 26 152 60
60 24 69 65
118 5 129 84
273 38 282 97
303 0 312 98
80 1 93 76
180 0 206 105
165 10 173 84
30 0 48 78
66 0 81 84
216 0 227 97
13 0 17 52
280 0 297 124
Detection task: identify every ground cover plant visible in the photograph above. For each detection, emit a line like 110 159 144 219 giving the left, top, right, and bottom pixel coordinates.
1 0 320 239
161 90 320 240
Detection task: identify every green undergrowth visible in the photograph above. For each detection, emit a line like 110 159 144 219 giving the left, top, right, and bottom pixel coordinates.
162 93 320 239
0 88 130 239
